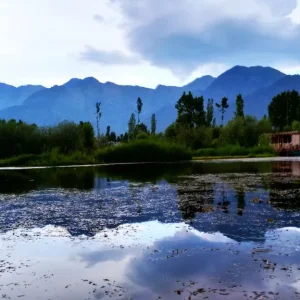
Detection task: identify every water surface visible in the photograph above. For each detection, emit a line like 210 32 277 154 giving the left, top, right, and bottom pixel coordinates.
0 160 300 299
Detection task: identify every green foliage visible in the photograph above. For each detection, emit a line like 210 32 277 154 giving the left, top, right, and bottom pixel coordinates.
95 140 192 163
136 132 149 140
175 92 206 128
106 125 111 137
95 102 102 138
165 123 178 141
0 150 95 167
258 134 271 146
257 116 272 135
216 97 229 126
193 145 275 157
206 98 214 127
79 121 95 152
268 90 300 130
137 97 143 124
128 113 136 140
0 119 95 159
235 94 244 118
136 123 148 134
151 113 157 135
292 120 300 131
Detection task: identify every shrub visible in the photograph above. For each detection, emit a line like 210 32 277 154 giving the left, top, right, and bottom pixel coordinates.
95 140 191 163
193 145 275 157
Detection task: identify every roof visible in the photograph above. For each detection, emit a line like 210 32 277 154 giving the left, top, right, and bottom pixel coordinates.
268 131 300 136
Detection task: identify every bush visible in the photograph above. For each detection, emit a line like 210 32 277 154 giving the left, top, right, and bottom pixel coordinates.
193 145 275 157
95 140 192 163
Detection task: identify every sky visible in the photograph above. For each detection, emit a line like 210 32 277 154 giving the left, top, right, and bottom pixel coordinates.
1 0 300 88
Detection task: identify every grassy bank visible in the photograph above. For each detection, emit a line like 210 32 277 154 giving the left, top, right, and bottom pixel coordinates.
95 140 192 163
0 151 95 167
0 140 192 167
192 145 276 159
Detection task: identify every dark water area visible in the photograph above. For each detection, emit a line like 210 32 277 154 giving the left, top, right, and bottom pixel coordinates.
0 160 300 299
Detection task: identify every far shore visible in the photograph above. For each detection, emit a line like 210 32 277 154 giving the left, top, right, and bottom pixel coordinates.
0 155 300 170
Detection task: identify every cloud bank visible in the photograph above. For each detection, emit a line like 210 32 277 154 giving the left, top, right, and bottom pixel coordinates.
108 0 300 76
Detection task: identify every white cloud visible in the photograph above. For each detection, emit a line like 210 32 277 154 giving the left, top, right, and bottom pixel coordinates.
0 0 300 88
111 0 300 76
80 46 140 65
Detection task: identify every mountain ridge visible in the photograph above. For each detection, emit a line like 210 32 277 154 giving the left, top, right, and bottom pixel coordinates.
0 65 298 133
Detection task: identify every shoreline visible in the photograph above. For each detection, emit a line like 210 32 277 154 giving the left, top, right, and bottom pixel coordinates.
0 155 300 170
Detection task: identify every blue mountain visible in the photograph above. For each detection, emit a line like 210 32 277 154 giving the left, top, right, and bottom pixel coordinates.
0 65 298 133
0 83 45 110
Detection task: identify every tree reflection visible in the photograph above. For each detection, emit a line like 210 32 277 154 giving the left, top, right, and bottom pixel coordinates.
177 179 214 220
236 188 245 216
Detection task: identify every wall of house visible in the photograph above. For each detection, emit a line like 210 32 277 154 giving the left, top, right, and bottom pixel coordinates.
292 134 300 145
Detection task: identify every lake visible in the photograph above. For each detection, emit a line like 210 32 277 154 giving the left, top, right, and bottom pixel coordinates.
0 159 300 299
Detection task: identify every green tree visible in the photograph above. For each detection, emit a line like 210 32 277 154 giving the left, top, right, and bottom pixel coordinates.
257 115 272 135
95 102 102 139
165 123 177 141
137 97 143 124
128 113 136 140
110 132 117 142
136 123 148 133
79 121 95 152
268 90 300 130
216 97 229 126
206 98 214 127
175 92 194 128
151 113 157 135
175 92 206 128
106 125 111 138
235 94 244 118
292 120 300 131
194 96 206 127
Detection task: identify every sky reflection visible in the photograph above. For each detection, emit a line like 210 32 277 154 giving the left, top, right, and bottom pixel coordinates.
0 221 299 300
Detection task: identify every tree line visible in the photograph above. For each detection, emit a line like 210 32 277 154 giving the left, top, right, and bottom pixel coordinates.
0 88 298 160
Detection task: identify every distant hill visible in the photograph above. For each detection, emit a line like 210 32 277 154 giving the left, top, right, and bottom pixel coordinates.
1 65 300 133
245 75 300 118
201 66 286 102
0 83 45 110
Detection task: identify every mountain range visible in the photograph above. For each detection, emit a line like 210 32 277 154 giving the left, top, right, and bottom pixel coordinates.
0 65 299 133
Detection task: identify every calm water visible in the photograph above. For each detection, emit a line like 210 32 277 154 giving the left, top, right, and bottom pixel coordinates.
0 160 300 299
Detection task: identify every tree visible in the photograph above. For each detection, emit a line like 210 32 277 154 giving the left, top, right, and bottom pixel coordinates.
128 113 136 140
216 97 229 126
79 121 95 152
151 113 157 135
106 125 111 138
136 123 148 133
257 115 272 135
109 132 117 142
175 92 206 128
194 96 206 127
206 98 214 127
165 123 177 140
137 97 143 124
95 102 102 139
235 94 244 118
175 92 194 128
268 90 300 130
292 120 300 131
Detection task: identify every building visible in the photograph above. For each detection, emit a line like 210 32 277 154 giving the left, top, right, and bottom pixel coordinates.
270 131 300 155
